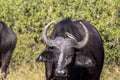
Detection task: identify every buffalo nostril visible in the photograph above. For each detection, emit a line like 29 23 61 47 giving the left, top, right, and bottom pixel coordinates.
55 70 66 76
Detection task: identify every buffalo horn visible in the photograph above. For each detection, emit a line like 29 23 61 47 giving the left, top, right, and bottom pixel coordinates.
42 21 55 46
66 22 89 49
74 22 89 48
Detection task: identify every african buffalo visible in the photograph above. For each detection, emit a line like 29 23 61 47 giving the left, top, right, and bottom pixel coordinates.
0 21 17 77
36 18 104 80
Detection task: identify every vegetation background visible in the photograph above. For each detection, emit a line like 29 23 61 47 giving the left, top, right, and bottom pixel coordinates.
0 0 120 80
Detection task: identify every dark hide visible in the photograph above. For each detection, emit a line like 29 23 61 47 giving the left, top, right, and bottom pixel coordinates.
0 21 17 78
36 18 104 80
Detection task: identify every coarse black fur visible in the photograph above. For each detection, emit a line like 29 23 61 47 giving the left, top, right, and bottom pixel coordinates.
0 21 17 78
36 18 104 80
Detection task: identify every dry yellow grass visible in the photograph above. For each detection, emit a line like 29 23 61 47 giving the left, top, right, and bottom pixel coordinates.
2 62 119 80
101 64 120 80
6 62 46 80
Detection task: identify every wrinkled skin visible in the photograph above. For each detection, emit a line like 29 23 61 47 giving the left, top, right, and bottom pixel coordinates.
36 18 104 80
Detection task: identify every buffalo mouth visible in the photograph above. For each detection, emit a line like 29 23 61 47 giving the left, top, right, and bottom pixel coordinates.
53 75 69 80
52 77 68 80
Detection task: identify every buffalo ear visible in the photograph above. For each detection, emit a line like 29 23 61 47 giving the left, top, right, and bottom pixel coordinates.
36 51 53 62
75 55 96 67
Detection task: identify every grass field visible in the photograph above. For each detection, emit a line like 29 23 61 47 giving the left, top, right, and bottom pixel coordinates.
0 0 120 80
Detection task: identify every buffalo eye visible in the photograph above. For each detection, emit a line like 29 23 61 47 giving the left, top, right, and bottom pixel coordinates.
48 46 60 53
48 46 56 51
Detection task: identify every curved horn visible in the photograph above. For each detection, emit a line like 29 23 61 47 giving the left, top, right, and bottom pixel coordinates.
75 22 89 48
66 22 89 49
42 21 55 46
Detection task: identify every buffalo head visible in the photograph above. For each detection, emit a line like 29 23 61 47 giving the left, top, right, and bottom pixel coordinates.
36 21 91 79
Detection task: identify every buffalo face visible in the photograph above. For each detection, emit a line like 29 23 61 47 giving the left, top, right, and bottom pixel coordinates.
36 37 75 78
